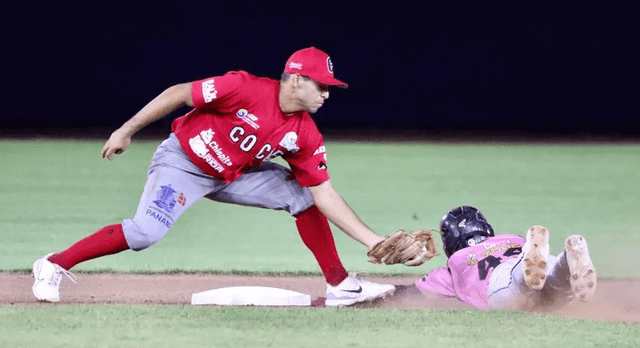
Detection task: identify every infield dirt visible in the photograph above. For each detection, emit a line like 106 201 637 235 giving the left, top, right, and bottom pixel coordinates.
2 273 638 323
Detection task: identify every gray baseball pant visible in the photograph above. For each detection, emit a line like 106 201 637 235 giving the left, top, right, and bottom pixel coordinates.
487 251 573 309
121 133 314 251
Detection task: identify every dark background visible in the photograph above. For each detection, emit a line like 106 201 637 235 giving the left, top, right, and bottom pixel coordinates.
2 1 638 139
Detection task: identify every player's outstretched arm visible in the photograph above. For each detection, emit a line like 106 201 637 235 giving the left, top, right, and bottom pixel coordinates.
307 180 385 250
101 82 194 160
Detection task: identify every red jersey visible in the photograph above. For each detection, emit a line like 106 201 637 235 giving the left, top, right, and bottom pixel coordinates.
171 71 329 187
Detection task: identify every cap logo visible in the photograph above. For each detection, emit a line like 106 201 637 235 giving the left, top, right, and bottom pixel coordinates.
326 57 334 73
288 62 303 70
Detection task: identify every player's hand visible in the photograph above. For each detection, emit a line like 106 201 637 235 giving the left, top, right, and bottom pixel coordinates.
101 129 132 160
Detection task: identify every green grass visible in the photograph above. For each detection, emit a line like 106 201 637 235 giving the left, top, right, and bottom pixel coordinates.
1 304 637 348
1 138 639 347
1 139 638 277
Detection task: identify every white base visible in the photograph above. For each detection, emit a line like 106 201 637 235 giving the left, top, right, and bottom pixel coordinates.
191 286 311 306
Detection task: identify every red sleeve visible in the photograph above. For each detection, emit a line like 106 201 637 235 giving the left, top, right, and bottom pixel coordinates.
284 115 330 187
191 71 248 111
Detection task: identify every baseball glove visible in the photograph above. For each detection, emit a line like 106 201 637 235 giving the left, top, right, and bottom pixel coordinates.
367 230 438 266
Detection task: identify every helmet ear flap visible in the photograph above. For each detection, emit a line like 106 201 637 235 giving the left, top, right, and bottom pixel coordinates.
466 234 488 247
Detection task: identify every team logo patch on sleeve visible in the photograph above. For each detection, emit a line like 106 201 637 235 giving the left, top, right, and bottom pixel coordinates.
202 79 218 103
279 132 300 152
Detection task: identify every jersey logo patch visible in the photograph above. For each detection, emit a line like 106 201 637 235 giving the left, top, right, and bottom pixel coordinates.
189 130 227 173
236 109 260 129
279 132 299 152
466 252 478 266
317 161 327 170
202 79 218 103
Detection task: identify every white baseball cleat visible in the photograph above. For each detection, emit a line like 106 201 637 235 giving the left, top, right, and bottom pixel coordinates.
32 253 76 302
564 235 597 302
522 226 550 290
325 273 395 307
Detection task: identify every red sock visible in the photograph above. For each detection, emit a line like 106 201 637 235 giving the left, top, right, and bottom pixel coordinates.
295 205 348 286
48 224 130 270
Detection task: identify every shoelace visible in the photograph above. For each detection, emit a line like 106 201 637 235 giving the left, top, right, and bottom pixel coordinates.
348 271 371 284
48 265 77 286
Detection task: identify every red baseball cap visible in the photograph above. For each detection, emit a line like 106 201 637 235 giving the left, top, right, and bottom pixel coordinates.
284 47 348 88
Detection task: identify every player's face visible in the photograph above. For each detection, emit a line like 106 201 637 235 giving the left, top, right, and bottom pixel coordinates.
298 77 329 114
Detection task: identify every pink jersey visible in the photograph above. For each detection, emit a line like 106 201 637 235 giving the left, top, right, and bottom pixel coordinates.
172 71 329 186
415 234 525 308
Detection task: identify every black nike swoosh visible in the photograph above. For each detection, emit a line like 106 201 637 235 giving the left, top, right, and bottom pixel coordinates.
343 286 363 294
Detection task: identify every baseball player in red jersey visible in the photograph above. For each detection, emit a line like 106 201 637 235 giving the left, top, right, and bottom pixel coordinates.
31 47 398 306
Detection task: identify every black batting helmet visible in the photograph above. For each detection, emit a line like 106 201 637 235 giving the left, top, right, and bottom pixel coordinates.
440 206 495 257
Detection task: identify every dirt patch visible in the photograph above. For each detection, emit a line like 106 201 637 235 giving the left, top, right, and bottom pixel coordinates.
2 273 638 323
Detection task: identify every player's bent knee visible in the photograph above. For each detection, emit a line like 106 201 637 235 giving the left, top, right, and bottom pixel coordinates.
122 218 169 251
